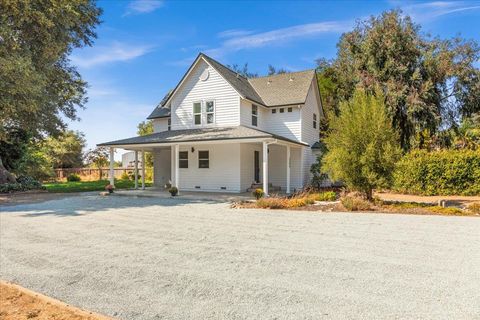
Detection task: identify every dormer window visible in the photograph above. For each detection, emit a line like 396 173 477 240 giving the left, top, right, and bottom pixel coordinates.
313 113 317 129
252 104 258 126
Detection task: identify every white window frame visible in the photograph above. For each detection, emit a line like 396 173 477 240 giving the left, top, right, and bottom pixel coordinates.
205 100 215 125
313 113 317 129
252 104 258 127
179 151 188 168
198 150 209 168
193 101 202 125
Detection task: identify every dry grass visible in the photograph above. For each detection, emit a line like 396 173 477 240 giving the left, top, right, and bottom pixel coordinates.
467 202 480 214
0 281 112 320
340 195 372 211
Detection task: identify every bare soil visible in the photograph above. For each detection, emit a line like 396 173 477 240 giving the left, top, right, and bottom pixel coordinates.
0 281 113 320
0 191 84 206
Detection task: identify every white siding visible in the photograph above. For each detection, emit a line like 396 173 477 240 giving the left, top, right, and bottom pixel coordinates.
152 118 169 133
153 148 171 187
240 98 302 141
300 80 322 187
175 144 241 192
267 145 303 191
171 59 241 130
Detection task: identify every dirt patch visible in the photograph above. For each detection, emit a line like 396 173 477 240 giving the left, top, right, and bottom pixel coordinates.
0 281 113 320
0 191 85 206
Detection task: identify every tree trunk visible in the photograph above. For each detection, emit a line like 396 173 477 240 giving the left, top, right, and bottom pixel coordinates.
0 156 17 184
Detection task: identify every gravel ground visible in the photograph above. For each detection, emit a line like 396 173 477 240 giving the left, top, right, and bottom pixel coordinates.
1 195 479 319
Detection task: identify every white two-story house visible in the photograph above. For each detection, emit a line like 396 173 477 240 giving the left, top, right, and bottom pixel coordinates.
99 53 324 194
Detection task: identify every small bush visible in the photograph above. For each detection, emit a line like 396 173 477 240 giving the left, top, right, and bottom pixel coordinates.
466 202 480 214
393 149 480 196
120 172 130 180
66 174 81 182
252 188 265 200
0 176 44 193
309 191 337 202
256 198 287 209
169 186 178 196
341 196 372 211
427 206 465 216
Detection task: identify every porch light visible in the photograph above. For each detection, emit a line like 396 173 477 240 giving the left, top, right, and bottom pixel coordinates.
191 147 195 153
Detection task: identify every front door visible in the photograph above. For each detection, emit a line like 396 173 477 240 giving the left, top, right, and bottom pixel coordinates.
254 150 260 183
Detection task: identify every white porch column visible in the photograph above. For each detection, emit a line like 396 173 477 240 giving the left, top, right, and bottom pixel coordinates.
262 141 269 195
141 150 146 190
286 145 291 194
134 150 138 189
109 147 115 186
174 144 180 189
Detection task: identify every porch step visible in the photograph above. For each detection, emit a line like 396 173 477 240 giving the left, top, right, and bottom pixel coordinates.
247 183 281 193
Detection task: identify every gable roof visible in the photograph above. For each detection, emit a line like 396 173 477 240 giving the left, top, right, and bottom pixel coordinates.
147 53 318 119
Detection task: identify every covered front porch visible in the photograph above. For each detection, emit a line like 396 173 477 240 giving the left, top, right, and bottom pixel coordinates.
99 126 308 195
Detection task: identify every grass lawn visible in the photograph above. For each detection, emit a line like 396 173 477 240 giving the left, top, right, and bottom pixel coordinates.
43 179 153 193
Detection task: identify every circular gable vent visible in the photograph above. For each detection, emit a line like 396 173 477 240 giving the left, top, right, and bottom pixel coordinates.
200 69 209 81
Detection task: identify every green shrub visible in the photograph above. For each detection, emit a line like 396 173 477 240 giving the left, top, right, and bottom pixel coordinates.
427 206 465 216
393 149 480 196
66 173 81 182
120 172 130 180
0 176 45 193
252 188 264 200
309 191 337 201
341 196 372 211
168 186 178 196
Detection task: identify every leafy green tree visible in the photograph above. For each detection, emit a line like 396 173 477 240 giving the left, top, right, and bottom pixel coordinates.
267 65 288 75
322 89 401 199
137 121 154 169
320 10 480 150
84 147 109 179
43 130 86 168
0 0 101 181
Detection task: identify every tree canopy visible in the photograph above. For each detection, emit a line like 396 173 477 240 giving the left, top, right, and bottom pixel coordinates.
317 10 480 150
0 0 102 141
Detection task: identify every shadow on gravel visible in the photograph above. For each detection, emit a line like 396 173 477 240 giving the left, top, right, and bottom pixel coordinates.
0 195 221 218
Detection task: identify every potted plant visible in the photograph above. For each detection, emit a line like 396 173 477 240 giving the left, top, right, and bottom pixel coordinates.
168 186 178 196
252 188 264 200
105 184 114 194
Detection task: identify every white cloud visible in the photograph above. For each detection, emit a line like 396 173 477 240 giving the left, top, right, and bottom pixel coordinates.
206 20 351 58
71 42 154 68
124 0 164 16
396 1 480 22
217 29 255 39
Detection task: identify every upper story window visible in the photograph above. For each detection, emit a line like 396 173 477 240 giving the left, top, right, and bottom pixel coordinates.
279 108 284 113
193 101 215 125
206 100 215 124
198 150 209 168
179 151 188 168
252 104 258 126
313 113 317 129
272 109 276 114
288 107 292 112
167 118 171 131
193 102 202 125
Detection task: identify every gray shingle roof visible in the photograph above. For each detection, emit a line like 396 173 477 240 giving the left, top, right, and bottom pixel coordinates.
147 91 172 119
98 126 307 147
248 70 315 106
146 53 318 120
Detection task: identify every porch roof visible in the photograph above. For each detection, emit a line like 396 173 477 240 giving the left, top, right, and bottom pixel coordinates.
98 125 308 148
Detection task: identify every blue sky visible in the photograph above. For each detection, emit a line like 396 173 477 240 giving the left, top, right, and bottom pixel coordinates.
68 0 480 158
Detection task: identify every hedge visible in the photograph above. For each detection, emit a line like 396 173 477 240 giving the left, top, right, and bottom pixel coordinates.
393 149 480 196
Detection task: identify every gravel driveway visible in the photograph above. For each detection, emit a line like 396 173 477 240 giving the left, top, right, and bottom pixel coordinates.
1 195 479 319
